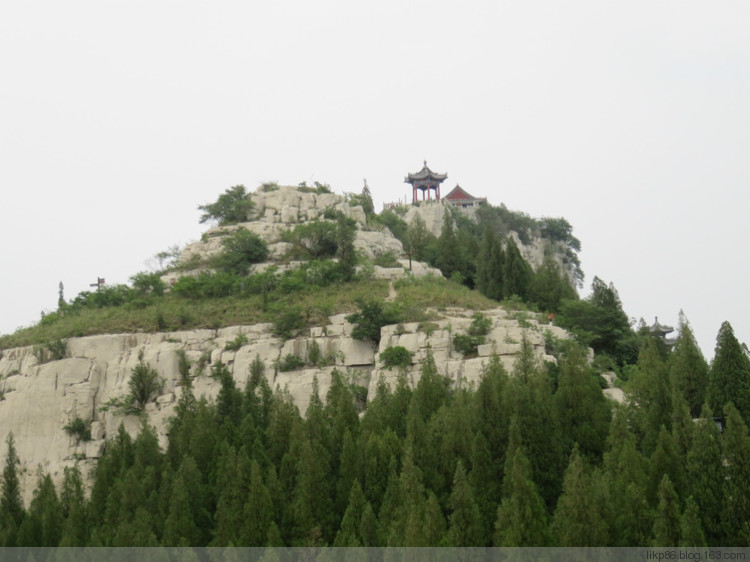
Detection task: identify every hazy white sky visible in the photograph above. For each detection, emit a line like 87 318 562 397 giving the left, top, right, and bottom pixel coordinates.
1 1 748 359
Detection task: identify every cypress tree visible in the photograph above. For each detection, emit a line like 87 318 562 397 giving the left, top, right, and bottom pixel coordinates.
554 344 612 462
468 431 498 542
721 403 750 545
652 475 681 547
649 426 686 506
163 473 200 546
708 321 750 423
435 212 463 280
211 444 245 546
423 491 447 546
446 461 483 546
551 448 609 546
502 237 532 300
0 433 25 547
336 214 357 282
630 339 673 456
394 446 428 546
603 409 653 546
679 496 707 547
59 466 87 546
242 459 273 546
292 439 333 545
17 473 62 547
333 480 366 547
686 408 724 545
669 314 709 417
476 227 504 301
494 446 549 546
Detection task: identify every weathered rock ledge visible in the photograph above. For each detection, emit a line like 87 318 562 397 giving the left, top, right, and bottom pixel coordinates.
0 307 570 502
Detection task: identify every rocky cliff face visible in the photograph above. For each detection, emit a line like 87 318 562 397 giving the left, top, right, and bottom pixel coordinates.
0 184 583 502
402 200 576 279
0 306 570 503
170 186 403 278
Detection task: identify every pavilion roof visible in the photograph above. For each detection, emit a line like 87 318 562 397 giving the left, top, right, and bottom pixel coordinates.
445 184 481 201
649 317 674 336
405 161 447 184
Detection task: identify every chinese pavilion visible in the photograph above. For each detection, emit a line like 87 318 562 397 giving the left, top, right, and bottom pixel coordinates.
405 161 447 203
444 184 487 208
649 317 677 348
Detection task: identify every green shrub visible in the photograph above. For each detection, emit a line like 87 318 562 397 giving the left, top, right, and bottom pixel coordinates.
468 312 492 336
453 313 492 357
63 417 92 442
33 339 67 364
418 322 440 336
249 354 265 386
453 333 484 356
198 185 254 225
130 271 166 296
213 229 269 275
175 349 192 386
278 354 306 372
373 252 401 268
281 221 338 259
380 346 413 369
347 298 402 345
308 340 322 366
172 272 243 300
225 333 249 351
273 309 306 340
129 358 164 411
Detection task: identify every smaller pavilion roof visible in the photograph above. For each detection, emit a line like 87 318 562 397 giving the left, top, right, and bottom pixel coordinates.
445 184 481 201
649 317 674 336
405 161 448 184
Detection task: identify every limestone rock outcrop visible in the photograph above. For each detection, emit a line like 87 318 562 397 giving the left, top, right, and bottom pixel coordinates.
170 185 404 277
0 306 572 503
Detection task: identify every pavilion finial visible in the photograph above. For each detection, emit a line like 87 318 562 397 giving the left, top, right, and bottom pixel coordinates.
424 160 427 167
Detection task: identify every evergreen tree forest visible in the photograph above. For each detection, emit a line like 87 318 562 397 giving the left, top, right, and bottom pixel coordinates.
2 319 750 547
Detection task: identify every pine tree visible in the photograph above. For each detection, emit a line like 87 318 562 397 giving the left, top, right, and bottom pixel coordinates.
336 215 357 282
649 426 686 506
629 339 673 456
652 475 681 547
0 433 25 547
708 321 750 423
554 344 612 461
721 403 750 545
59 466 87 546
529 255 576 313
242 459 273 546
551 448 610 546
494 446 549 546
435 212 463 280
211 444 245 546
679 496 707 547
468 432 498 544
476 227 504 301
446 461 483 546
502 237 532 300
17 473 62 547
333 480 366 547
669 314 709 418
292 439 333 545
163 473 200 546
393 446 428 546
686 409 724 545
423 491 447 546
506 338 565 506
603 410 653 546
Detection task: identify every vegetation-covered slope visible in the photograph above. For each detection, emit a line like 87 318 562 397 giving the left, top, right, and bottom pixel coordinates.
1 182 749 547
